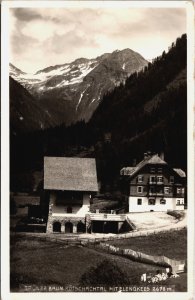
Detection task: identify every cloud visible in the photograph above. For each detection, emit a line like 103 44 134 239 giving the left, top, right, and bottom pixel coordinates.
12 8 42 21
9 7 186 73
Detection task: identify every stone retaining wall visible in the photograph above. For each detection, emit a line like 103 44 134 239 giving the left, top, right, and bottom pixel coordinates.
92 242 185 273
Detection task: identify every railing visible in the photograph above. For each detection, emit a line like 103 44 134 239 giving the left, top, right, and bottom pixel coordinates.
149 181 157 184
148 192 164 196
89 213 126 221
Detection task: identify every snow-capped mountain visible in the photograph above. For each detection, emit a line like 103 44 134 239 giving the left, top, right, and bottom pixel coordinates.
10 48 148 128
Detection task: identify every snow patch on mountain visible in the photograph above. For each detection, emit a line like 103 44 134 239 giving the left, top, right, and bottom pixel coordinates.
10 49 148 126
10 60 99 91
76 86 89 110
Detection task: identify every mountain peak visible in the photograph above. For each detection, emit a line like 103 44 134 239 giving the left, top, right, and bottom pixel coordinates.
71 58 90 65
10 47 148 129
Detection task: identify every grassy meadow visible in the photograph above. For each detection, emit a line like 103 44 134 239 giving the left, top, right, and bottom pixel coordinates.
110 228 187 260
10 229 187 292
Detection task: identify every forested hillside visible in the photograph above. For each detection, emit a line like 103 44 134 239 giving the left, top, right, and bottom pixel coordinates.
10 34 187 192
89 34 187 169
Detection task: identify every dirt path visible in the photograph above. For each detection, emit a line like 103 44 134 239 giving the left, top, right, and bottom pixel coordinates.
12 211 187 241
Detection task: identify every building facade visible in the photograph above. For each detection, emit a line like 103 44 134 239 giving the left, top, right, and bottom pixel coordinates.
44 157 99 233
120 153 186 213
44 156 133 234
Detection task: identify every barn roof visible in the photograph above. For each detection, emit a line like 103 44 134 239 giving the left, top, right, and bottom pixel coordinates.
44 157 98 192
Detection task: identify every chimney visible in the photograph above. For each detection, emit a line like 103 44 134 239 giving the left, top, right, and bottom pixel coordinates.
132 159 137 167
144 152 148 160
159 152 164 160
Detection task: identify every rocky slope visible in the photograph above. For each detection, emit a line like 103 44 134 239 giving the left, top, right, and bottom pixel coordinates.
10 49 148 127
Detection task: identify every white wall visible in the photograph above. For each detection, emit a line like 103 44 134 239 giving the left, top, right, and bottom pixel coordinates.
129 197 184 212
51 192 90 217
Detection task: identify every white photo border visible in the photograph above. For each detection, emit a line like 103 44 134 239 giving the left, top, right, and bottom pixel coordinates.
1 1 194 300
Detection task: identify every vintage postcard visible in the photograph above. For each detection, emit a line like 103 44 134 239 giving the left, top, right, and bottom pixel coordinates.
1 1 194 300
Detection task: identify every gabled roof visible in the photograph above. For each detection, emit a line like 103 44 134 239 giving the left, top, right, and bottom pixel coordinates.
120 167 135 175
173 168 186 178
120 154 186 179
121 154 167 177
44 157 98 192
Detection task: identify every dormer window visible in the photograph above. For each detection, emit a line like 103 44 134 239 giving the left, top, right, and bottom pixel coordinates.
170 176 174 184
158 168 162 173
138 175 144 183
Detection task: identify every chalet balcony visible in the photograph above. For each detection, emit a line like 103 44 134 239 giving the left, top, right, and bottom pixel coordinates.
149 181 157 185
148 192 164 196
149 181 164 185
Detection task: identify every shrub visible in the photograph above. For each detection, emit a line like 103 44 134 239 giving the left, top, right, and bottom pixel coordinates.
80 259 138 286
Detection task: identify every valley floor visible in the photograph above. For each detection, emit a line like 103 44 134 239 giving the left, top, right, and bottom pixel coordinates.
10 228 187 292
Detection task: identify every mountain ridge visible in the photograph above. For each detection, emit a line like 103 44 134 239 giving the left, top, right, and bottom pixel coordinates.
10 48 148 130
10 34 187 191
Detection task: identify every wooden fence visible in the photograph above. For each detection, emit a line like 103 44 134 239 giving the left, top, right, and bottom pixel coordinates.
11 226 186 245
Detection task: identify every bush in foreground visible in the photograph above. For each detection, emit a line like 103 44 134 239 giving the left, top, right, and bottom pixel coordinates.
80 259 138 286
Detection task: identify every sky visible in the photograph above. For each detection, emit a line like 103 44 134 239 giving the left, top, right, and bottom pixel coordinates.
9 6 186 74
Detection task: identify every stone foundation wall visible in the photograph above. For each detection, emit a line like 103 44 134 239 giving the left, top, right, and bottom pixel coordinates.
47 215 86 233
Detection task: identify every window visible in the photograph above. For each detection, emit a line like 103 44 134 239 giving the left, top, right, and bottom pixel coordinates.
160 199 166 204
148 199 156 205
157 176 163 183
137 186 143 193
170 176 174 184
176 199 184 205
158 168 162 173
137 198 142 205
177 188 184 194
157 187 163 194
149 187 155 194
164 187 170 194
138 175 144 183
150 176 156 183
150 167 155 173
